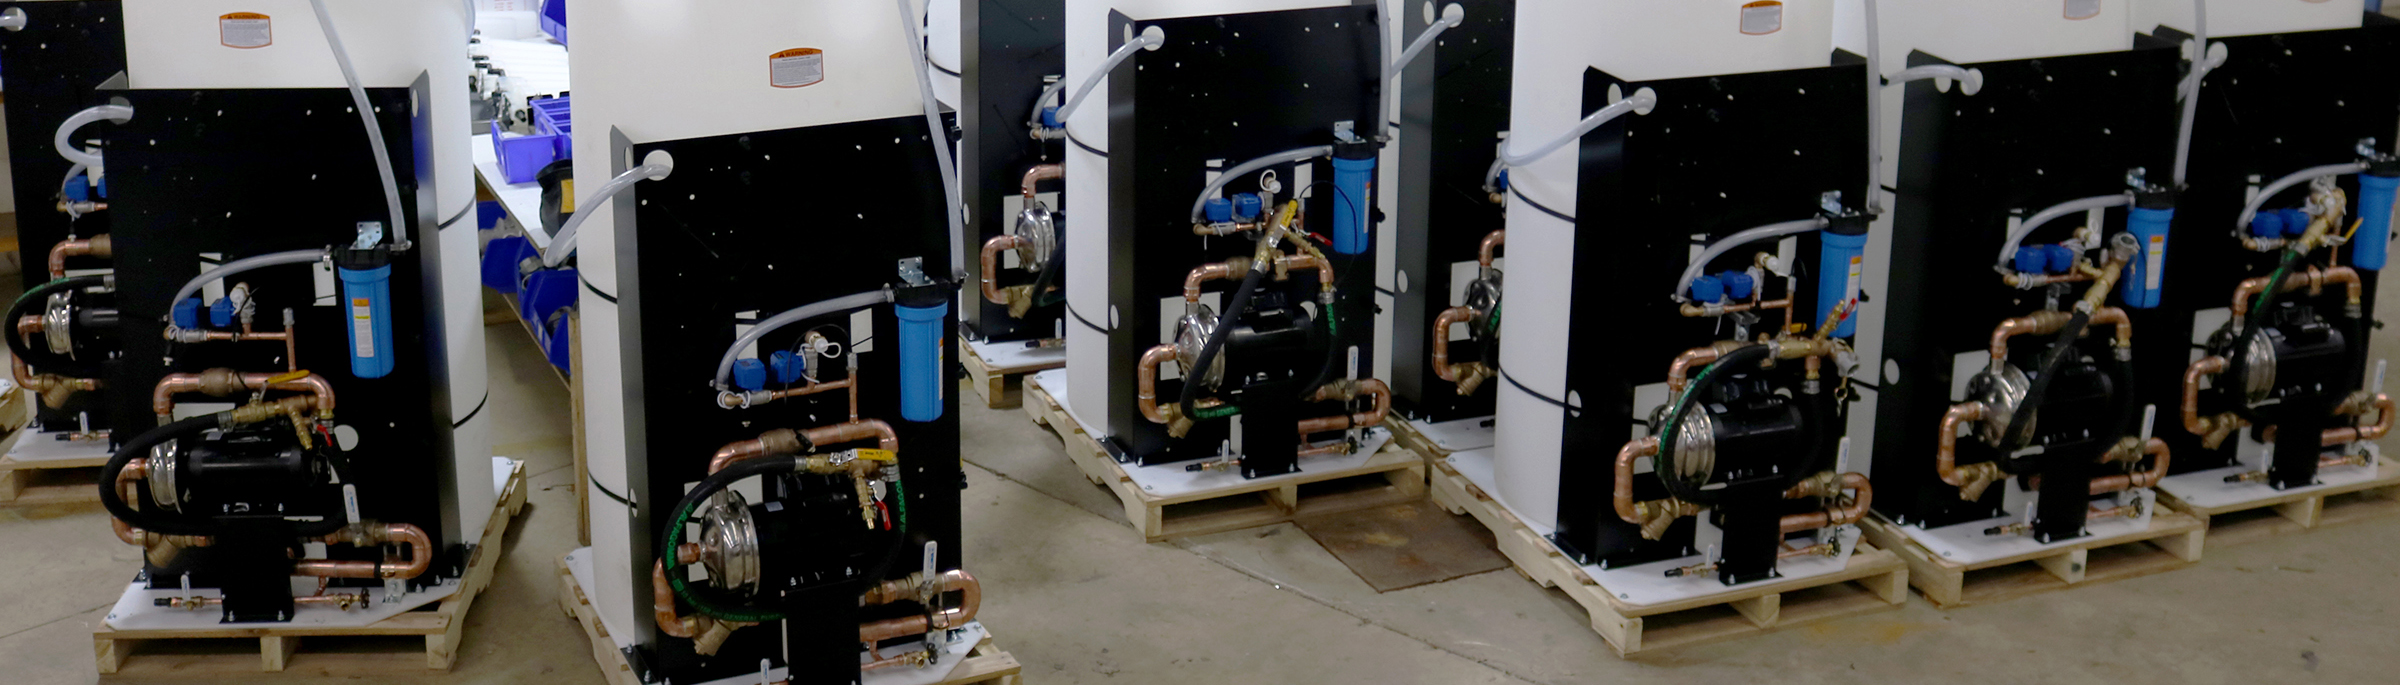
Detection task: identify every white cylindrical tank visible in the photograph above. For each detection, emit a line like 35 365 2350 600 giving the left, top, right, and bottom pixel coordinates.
119 0 494 547
1494 0 1836 530
2133 0 2365 38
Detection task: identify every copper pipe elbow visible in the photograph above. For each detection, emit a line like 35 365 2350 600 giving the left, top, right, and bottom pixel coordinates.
707 428 806 474
1988 308 2130 366
979 235 1027 305
1020 164 1063 200
47 235 109 279
15 314 42 341
1277 253 1334 291
2232 266 2365 319
1136 344 1177 424
2322 393 2396 446
1936 402 1987 489
800 420 900 455
858 569 981 644
294 524 433 579
1431 307 1474 383
1780 472 1872 533
1296 379 1392 434
2086 438 2172 494
1613 437 1659 526
1477 230 1505 269
2182 356 2227 436
1182 261 1241 305
652 560 706 638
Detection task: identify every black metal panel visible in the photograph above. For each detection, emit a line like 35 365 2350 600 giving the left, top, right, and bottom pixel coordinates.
2149 17 2400 472
0 1 127 437
1101 5 1383 467
615 115 961 684
1869 43 2183 528
1391 0 1510 424
962 0 1066 342
103 84 458 585
1552 56 1868 566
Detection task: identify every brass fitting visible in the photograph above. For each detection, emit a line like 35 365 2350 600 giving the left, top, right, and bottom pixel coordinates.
1954 461 2006 502
692 619 753 656
1784 470 1844 500
1450 362 1492 396
1633 498 1702 540
2196 412 2246 450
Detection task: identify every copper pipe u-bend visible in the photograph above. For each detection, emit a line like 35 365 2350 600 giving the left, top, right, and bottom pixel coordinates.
859 569 982 643
2323 394 2395 446
979 235 1028 305
1936 402 1988 489
1613 437 1660 526
1183 261 1240 305
292 524 433 579
1136 344 1178 423
1431 306 1474 383
1020 164 1063 201
1779 472 1873 533
152 369 336 420
2230 266 2362 320
707 420 900 474
48 235 110 279
1478 230 1504 269
2087 438 2172 494
2182 356 2228 436
1990 307 2131 366
1296 379 1392 434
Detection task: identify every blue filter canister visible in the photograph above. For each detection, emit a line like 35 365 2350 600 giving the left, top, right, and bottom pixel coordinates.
2355 166 2399 270
2122 196 2175 308
1816 214 1869 337
334 247 397 378
1330 142 1378 255
895 299 948 422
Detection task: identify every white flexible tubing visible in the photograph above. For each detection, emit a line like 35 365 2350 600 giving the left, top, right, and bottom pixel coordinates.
309 0 409 250
2233 162 2368 234
715 290 895 388
53 105 132 168
1378 0 1394 86
169 250 326 309
1994 193 2131 269
2172 0 2209 188
1186 146 1335 222
895 0 968 277
1389 5 1466 77
1055 27 1165 126
543 157 674 268
1888 65 1983 94
1863 0 1883 213
1499 94 1651 170
1673 219 1826 302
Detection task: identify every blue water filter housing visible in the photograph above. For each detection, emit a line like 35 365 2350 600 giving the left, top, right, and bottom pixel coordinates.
1816 215 1869 337
895 299 948 422
1330 143 1377 255
335 247 397 379
2122 196 2174 308
2355 165 2399 271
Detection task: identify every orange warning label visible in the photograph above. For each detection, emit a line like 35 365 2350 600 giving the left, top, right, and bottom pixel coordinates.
1740 1 1783 36
220 12 272 49
769 48 826 89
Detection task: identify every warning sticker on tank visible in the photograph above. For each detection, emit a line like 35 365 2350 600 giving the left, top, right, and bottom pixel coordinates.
769 48 826 89
1845 255 1863 306
220 12 272 49
351 298 375 358
2145 234 2165 290
1740 1 1783 36
2063 0 2101 20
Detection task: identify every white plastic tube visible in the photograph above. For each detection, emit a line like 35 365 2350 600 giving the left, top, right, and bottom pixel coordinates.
1863 0 1883 213
1054 26 1166 126
1995 193 2131 269
2172 0 2209 188
53 105 133 168
1673 219 1826 301
895 0 968 278
1499 92 1652 170
1388 5 1465 77
169 249 326 308
1186 146 1334 222
309 0 409 250
2234 162 2367 233
1887 65 1983 94
543 153 675 268
714 290 895 388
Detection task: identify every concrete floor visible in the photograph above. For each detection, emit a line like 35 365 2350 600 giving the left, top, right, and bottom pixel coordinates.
1 314 2396 684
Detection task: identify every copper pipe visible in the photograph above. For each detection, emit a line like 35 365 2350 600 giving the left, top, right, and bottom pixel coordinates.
1988 307 2131 367
1296 442 1354 458
2321 394 2396 446
858 569 981 643
978 235 1027 305
1020 164 1063 201
1276 253 1335 292
14 357 103 408
156 594 371 611
1665 342 1735 403
2231 265 2364 320
1477 230 1505 269
16 314 41 341
1779 472 1873 533
1679 297 1795 318
47 235 111 279
1613 437 1660 526
1431 306 1474 383
1935 402 1999 496
1136 344 1178 423
293 523 433 579
2085 438 2172 494
1295 379 1392 434
2001 270 2097 288
152 369 335 420
706 420 900 474
1183 261 1241 305
2181 356 2237 440
652 560 708 638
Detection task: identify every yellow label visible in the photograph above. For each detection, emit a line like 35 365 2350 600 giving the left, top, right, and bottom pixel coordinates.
854 449 898 462
266 370 313 385
559 178 576 214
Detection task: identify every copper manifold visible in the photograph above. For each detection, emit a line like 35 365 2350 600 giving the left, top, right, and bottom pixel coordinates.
707 420 900 474
152 368 335 421
2229 267 2362 320
291 523 434 579
1989 307 2132 367
48 235 111 279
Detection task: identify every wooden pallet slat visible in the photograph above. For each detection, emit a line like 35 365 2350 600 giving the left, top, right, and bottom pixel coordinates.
1858 505 2205 609
555 553 1023 685
2155 457 2400 546
0 453 110 507
961 337 1065 410
1425 456 1907 656
1025 376 1428 543
91 460 531 677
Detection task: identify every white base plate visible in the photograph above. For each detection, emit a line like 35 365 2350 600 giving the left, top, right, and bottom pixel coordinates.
1035 369 1398 498
3 428 113 463
1442 449 1861 608
564 547 987 685
1889 488 2157 566
2157 442 2382 510
1401 414 1495 452
966 338 1066 371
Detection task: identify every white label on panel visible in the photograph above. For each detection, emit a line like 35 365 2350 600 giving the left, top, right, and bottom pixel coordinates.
769 49 827 89
1740 2 1783 36
2064 0 2102 20
219 13 271 49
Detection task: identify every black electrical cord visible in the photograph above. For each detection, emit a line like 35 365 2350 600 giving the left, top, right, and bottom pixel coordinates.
1653 344 1774 506
5 275 106 366
1179 265 1268 421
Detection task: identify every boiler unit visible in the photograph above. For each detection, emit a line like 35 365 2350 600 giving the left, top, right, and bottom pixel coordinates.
961 0 1072 385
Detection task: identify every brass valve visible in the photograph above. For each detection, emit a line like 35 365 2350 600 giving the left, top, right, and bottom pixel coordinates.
1633 498 1702 541
1953 461 2006 502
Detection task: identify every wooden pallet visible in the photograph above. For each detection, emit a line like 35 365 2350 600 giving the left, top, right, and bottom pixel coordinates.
1859 505 2205 609
91 460 531 677
554 553 1025 685
1424 456 1907 656
2156 457 2400 547
1387 419 1455 469
1023 376 1428 543
961 337 1064 410
0 452 108 507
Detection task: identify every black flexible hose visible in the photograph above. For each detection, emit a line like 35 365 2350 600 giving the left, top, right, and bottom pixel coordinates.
2221 250 2306 424
1179 265 1268 421
1027 234 1067 308
97 414 226 537
1655 344 1775 506
5 275 106 366
1297 304 1342 399
1997 310 2092 455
